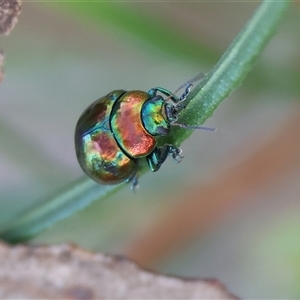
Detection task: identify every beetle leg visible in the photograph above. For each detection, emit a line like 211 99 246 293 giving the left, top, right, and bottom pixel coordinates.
178 84 192 101
147 145 183 172
126 169 139 191
130 175 139 192
147 146 169 172
148 84 192 105
148 87 180 103
168 145 184 163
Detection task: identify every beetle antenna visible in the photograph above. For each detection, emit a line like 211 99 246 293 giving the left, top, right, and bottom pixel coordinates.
172 122 216 131
173 72 205 96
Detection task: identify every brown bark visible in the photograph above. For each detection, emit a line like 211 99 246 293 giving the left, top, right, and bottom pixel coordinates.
0 241 238 299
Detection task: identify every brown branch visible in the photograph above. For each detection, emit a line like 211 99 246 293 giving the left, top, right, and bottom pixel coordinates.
0 241 238 299
0 0 21 83
0 0 21 35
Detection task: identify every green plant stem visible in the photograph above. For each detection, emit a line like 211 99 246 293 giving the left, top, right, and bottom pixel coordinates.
0 0 290 243
168 0 291 146
0 176 121 243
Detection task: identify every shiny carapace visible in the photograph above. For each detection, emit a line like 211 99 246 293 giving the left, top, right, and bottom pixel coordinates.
75 84 212 188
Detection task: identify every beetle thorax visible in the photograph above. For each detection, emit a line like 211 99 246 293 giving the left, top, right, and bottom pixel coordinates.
141 97 170 136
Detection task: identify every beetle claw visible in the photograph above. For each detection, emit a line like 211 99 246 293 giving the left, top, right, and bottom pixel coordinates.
130 176 139 192
126 172 139 192
173 153 184 163
168 146 184 163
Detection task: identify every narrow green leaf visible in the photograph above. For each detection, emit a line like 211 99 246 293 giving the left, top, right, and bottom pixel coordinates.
168 0 291 146
0 0 290 243
0 176 121 243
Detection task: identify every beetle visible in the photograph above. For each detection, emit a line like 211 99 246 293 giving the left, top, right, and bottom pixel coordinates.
75 82 213 189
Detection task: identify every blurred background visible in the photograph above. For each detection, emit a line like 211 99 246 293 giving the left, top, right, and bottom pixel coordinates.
1 1 300 298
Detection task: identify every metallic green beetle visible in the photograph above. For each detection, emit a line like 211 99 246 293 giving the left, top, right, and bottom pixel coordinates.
75 84 211 188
